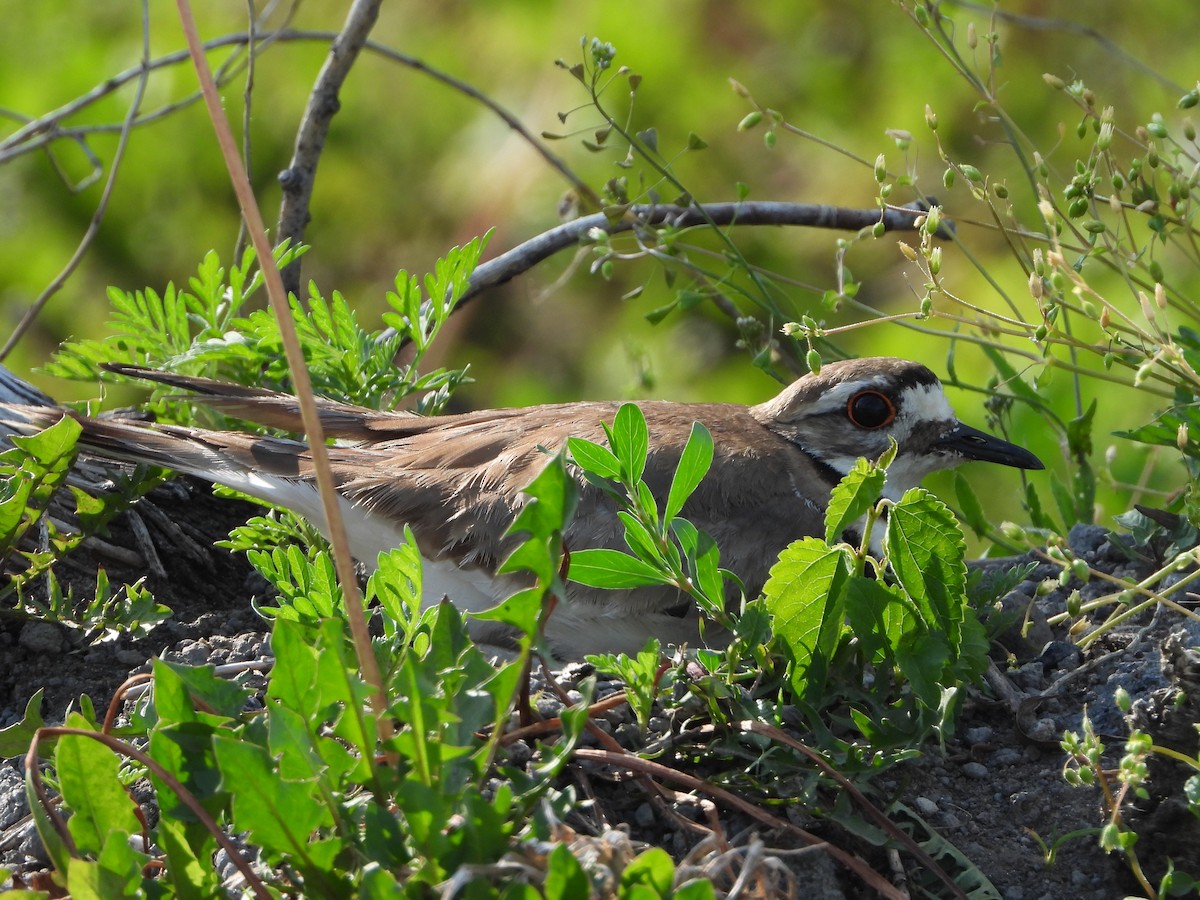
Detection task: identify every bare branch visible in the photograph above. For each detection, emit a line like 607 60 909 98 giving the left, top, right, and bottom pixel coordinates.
276 1 383 296
457 200 936 308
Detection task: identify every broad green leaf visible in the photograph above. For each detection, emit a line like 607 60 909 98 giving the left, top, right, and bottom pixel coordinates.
545 844 589 900
157 817 219 900
762 538 851 698
885 488 966 648
65 832 144 899
673 880 718 900
843 576 906 665
665 422 714 521
670 518 724 611
56 718 140 856
504 453 577 544
567 436 621 480
569 548 673 589
606 403 649 484
470 586 543 639
266 618 322 718
156 659 250 720
213 734 331 856
26 751 72 874
894 629 951 707
6 411 81 469
617 510 668 566
0 690 45 757
369 537 424 638
823 457 886 545
620 846 674 896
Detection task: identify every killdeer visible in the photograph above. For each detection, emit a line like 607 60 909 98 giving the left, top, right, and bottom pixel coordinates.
1 358 1042 657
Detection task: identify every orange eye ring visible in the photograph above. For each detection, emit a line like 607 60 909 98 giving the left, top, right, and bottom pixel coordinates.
847 390 896 429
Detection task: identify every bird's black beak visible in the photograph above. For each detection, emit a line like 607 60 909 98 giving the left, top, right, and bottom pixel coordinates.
936 423 1045 470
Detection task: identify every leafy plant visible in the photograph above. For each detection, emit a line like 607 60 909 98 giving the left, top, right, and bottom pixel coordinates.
1060 696 1200 899
566 404 986 757
23 452 599 896
0 414 168 639
43 235 486 421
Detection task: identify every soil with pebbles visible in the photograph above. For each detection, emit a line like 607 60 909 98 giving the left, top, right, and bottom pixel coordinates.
0 474 1198 898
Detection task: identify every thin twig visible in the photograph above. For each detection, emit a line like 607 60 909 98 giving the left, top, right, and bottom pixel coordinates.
174 0 394 769
27 726 272 900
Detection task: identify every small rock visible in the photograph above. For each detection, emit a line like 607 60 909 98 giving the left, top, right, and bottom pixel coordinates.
1040 640 1082 673
1010 661 1046 692
633 802 656 828
177 641 212 666
502 741 532 767
1025 717 1059 743
1067 524 1109 558
614 723 641 747
116 647 148 666
962 761 989 779
989 748 1023 768
914 796 939 816
963 726 994 745
535 696 562 719
18 622 64 655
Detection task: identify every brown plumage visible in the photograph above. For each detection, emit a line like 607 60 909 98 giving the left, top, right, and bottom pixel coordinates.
0 359 1042 657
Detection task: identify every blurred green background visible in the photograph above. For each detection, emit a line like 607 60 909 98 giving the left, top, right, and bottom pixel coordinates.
2 1 1198 538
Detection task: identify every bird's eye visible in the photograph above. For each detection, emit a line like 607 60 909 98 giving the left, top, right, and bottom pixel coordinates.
847 390 895 429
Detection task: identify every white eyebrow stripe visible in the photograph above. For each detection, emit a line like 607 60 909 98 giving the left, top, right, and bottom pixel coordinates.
889 383 956 443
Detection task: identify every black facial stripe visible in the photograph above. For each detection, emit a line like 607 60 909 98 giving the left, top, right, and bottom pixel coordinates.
798 443 850 484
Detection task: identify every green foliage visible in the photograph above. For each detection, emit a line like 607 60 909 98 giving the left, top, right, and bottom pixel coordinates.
763 460 987 748
1060 702 1200 897
22 453 600 896
44 236 486 420
588 638 670 731
0 415 168 640
566 403 985 757
17 567 170 643
567 407 732 628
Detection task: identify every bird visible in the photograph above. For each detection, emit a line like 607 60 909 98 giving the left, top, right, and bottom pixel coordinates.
0 358 1043 658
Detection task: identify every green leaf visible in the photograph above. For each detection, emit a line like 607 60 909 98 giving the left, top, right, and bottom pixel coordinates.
0 690 45 757
65 832 145 899
6 412 81 468
56 717 140 856
952 471 989 538
885 488 967 646
567 436 622 480
665 422 713 522
568 548 672 589
823 457 886 545
213 734 332 857
844 576 905 665
607 403 649 484
762 538 851 698
545 844 589 900
673 881 718 900
620 846 674 895
368 537 424 640
157 816 220 900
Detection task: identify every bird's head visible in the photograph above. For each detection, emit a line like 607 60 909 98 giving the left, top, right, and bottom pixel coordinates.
751 357 1044 497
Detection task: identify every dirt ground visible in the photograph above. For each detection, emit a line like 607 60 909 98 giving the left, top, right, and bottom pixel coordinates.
1 475 1197 898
